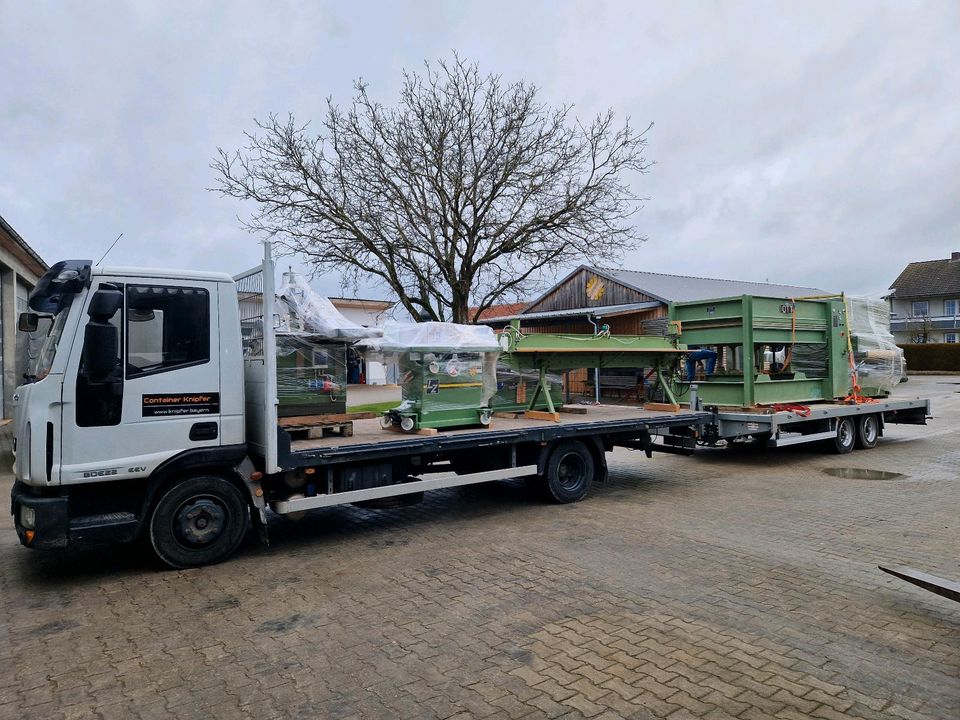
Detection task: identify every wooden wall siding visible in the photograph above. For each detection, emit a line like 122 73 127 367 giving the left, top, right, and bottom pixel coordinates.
526 268 658 313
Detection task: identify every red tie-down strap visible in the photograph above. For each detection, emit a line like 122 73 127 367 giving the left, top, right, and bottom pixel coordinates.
768 403 812 417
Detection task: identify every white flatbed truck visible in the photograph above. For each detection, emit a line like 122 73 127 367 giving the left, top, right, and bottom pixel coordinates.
9 246 930 568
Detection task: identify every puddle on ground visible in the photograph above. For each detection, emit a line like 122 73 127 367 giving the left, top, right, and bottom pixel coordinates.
822 467 905 480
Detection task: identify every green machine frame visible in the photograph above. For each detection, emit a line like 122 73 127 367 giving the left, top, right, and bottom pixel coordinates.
498 323 687 414
670 295 850 407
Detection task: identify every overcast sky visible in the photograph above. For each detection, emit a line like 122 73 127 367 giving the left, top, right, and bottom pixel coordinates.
2 1 958 302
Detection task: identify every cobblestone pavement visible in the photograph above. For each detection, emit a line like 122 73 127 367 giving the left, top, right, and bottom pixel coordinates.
1 378 958 719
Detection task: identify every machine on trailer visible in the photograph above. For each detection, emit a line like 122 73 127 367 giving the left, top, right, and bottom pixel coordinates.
357 322 502 432
495 321 688 417
671 294 904 407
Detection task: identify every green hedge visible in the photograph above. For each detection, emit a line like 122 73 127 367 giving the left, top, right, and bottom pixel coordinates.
900 343 960 372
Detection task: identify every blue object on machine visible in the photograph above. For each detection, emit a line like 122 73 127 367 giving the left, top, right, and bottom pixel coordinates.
686 348 717 380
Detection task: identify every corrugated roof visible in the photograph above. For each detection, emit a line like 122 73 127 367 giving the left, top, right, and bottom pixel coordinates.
482 300 661 323
593 267 829 303
889 257 960 299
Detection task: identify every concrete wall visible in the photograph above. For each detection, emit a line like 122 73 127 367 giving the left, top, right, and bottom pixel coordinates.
0 262 43 417
0 217 47 417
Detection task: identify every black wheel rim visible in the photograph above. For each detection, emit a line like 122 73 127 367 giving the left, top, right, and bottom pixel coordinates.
556 452 586 491
172 495 228 549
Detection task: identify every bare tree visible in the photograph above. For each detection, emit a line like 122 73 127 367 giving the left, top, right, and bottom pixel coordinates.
212 56 652 323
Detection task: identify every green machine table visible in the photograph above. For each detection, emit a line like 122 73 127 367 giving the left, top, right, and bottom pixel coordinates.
497 324 688 416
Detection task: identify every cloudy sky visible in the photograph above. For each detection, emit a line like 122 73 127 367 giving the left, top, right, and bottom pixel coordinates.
2 1 958 302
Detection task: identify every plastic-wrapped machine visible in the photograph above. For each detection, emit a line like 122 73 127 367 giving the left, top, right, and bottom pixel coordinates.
356 322 502 431
491 363 563 413
847 295 905 397
276 335 348 417
271 271 383 416
275 271 383 340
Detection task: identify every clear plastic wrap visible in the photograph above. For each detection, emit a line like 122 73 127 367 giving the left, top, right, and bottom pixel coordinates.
491 363 563 411
361 321 501 353
276 271 382 340
789 343 828 378
847 295 905 396
275 334 348 417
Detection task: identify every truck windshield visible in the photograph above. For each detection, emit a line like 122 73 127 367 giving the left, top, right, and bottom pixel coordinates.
33 299 74 379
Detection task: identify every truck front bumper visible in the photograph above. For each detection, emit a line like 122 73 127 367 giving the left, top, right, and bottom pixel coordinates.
10 481 69 550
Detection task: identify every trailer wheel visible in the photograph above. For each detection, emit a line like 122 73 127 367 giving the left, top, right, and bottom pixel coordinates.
833 417 856 454
542 441 594 503
856 414 880 449
149 476 248 569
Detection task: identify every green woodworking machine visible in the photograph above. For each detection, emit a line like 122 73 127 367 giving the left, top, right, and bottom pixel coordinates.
373 294 903 432
670 294 900 407
496 322 688 415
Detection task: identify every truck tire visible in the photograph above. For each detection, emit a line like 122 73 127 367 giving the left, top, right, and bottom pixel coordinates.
833 417 856 454
148 476 248 569
542 440 594 503
856 414 880 449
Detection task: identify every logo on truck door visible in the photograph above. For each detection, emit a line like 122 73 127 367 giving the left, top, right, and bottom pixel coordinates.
142 393 220 417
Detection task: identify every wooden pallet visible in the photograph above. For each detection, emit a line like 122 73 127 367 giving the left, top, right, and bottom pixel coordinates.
278 412 376 440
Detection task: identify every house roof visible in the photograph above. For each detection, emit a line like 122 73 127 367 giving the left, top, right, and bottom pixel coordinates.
470 302 528 321
591 267 829 303
889 257 960 299
328 297 395 311
0 213 48 278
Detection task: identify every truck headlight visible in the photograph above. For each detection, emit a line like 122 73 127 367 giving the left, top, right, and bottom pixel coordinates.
20 505 36 530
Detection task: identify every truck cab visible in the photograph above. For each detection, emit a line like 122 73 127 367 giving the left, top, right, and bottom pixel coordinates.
11 260 250 565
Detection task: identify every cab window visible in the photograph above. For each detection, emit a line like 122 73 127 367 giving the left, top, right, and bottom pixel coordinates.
126 286 210 378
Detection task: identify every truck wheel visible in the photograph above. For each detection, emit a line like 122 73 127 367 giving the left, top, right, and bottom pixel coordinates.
149 476 248 569
833 417 856 454
856 414 880 449
542 440 594 503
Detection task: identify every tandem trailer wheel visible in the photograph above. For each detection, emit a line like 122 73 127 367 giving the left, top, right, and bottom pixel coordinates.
833 417 856 454
856 414 880 449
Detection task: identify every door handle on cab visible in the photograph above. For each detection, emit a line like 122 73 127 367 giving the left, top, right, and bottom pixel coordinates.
189 422 218 441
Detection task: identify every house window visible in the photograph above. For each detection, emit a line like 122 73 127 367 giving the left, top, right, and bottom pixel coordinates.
911 301 929 317
946 333 958 344
945 299 959 316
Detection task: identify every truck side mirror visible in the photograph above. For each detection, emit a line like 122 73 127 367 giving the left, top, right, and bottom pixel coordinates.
81 321 119 382
18 312 39 333
87 287 123 320
80 286 124 383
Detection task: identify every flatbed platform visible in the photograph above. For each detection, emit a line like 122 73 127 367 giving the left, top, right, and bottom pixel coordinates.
280 404 710 468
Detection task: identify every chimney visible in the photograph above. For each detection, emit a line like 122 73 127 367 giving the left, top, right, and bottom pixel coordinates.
952 252 960 262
